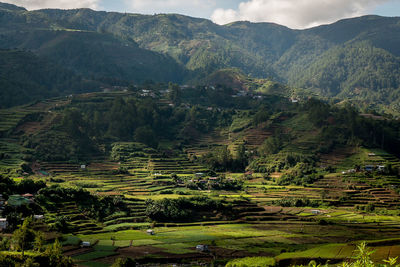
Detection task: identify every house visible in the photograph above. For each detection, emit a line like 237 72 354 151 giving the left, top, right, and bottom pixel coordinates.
146 229 155 235
34 215 44 220
81 242 91 247
7 195 31 207
208 177 218 181
290 98 299 103
377 165 385 172
196 244 209 252
195 173 205 178
365 165 374 172
0 218 8 230
38 170 49 176
311 210 322 215
22 193 34 200
80 165 86 169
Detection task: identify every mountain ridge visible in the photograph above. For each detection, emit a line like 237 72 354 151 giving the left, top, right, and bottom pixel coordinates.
1 2 400 114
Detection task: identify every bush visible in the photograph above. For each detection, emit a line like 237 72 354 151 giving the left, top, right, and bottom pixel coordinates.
145 197 224 222
273 197 321 208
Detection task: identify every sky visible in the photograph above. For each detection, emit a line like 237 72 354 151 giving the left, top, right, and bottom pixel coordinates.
3 0 400 29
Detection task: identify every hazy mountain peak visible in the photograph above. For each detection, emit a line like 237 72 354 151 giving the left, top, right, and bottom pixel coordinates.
0 2 26 11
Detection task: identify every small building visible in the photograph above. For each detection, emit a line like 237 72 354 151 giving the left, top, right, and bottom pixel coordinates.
81 242 91 247
80 165 86 169
196 244 209 252
0 218 8 230
311 210 322 215
22 194 34 203
377 165 385 172
208 177 218 181
365 165 374 172
146 229 155 235
7 195 31 207
34 215 44 220
195 173 205 178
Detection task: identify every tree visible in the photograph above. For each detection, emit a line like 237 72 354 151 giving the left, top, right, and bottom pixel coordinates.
112 257 137 267
53 215 70 233
12 217 36 257
134 126 158 148
20 257 39 267
43 239 74 267
0 236 10 251
6 212 22 231
168 82 182 104
259 136 282 156
236 143 248 170
33 231 45 252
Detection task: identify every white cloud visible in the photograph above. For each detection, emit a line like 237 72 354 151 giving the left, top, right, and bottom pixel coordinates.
3 0 99 10
211 0 391 29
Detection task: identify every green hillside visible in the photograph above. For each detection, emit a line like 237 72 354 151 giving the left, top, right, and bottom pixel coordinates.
1 3 400 113
0 49 97 108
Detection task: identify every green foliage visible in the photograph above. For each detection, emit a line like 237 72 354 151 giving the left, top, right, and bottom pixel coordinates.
259 136 283 156
293 42 400 101
278 163 322 186
42 239 74 267
0 49 97 108
11 217 37 256
111 257 137 267
273 197 321 208
145 196 224 222
134 126 158 148
225 256 276 267
200 145 248 172
36 185 126 222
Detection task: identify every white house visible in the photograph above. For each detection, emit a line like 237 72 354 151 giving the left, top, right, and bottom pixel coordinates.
311 210 322 215
196 244 209 252
81 241 91 247
146 229 155 235
34 215 44 220
0 218 8 230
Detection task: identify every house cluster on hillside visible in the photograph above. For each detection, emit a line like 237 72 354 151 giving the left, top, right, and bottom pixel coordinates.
342 165 386 174
139 89 156 98
101 86 129 93
230 90 265 100
0 193 44 231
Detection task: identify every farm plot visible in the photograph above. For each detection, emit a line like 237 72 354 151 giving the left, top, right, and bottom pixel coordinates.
69 216 400 266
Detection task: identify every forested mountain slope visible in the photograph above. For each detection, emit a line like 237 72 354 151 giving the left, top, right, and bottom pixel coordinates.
0 49 98 108
0 2 400 112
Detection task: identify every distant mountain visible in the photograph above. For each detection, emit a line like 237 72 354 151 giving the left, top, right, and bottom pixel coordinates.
0 2 400 113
